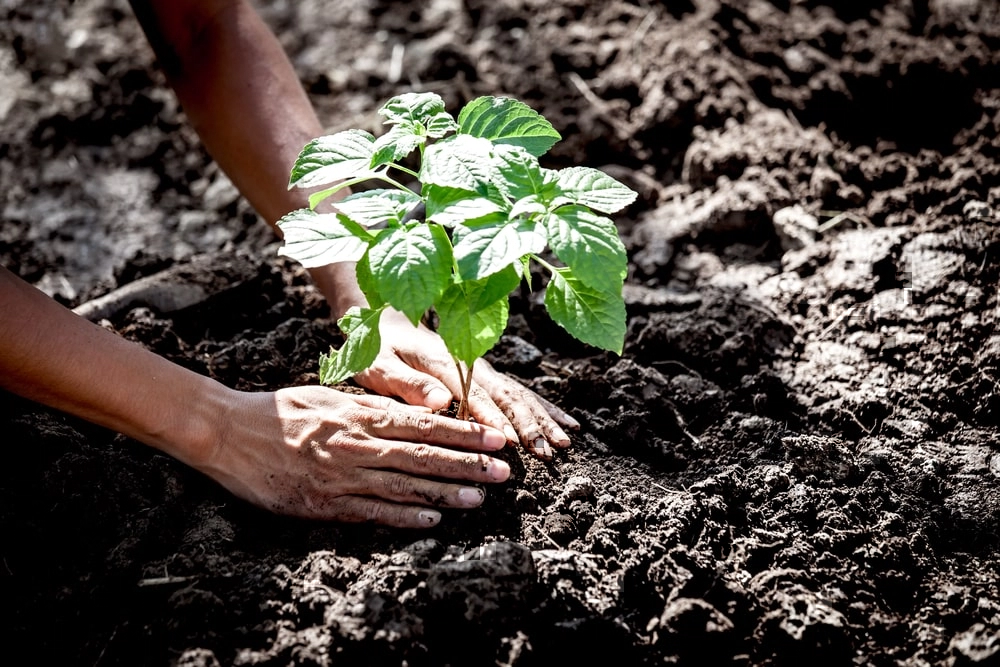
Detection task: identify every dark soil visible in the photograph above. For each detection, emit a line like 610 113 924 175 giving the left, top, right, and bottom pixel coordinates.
3 0 1000 665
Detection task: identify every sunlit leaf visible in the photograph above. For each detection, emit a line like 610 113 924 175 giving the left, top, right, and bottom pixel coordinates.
458 96 561 156
276 208 371 268
289 130 376 189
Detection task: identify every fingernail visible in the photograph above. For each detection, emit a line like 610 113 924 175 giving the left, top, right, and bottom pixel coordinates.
503 425 519 443
564 414 581 430
418 510 441 525
457 487 485 507
482 428 506 449
551 426 571 448
427 388 451 409
489 459 511 481
532 437 554 460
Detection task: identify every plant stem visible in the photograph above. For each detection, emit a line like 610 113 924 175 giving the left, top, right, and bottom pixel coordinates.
390 163 420 179
454 357 476 421
531 254 558 274
378 173 412 191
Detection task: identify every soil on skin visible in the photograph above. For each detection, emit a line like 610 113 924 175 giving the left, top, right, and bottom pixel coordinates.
2 1 1000 665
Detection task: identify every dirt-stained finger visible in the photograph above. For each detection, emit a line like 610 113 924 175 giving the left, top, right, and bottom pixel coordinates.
470 365 574 458
374 441 511 483
357 470 486 508
363 408 507 451
329 495 444 528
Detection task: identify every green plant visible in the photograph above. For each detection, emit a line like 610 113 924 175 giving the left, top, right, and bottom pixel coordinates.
278 92 637 419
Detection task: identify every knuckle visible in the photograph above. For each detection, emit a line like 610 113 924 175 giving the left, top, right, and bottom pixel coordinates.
413 414 438 440
409 443 433 470
386 474 413 498
367 409 394 432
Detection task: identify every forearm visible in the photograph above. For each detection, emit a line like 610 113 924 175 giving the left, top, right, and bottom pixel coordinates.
0 266 229 469
131 0 366 317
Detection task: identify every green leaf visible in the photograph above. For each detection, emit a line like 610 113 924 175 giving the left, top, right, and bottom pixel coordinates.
509 195 548 219
473 264 522 310
336 189 421 228
355 250 386 310
514 255 533 287
368 222 453 325
544 268 625 354
276 208 371 268
319 306 385 385
424 184 507 227
436 276 512 367
458 96 561 157
453 217 547 281
379 92 448 126
490 144 552 200
289 130 376 189
308 186 343 210
370 125 425 170
545 205 627 294
425 111 459 138
420 134 494 193
548 166 638 213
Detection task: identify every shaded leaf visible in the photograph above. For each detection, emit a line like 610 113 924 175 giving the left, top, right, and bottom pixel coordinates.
544 268 625 354
436 277 512 367
368 223 453 324
453 217 547 281
424 184 506 227
490 144 553 200
371 125 425 170
545 205 627 294
319 306 384 385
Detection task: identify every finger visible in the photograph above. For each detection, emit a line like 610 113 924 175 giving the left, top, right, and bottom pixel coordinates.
531 389 581 432
355 470 486 509
462 382 519 443
328 495 445 528
355 357 453 411
471 364 573 459
363 406 507 452
350 393 433 413
373 440 511 483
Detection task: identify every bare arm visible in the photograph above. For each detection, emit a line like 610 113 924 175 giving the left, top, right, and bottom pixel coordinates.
0 265 222 468
0 265 509 525
128 0 365 315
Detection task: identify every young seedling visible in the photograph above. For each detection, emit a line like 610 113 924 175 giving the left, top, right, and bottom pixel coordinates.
278 92 636 420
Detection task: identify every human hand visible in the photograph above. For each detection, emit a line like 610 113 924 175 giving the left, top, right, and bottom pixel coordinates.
351 309 580 461
199 385 510 526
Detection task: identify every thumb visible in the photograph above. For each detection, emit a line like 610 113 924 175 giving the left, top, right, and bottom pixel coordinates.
355 358 454 411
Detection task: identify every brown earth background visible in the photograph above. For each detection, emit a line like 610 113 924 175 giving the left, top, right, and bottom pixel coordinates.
2 0 1000 665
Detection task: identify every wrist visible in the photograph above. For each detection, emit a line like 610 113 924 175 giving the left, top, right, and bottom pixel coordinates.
149 374 238 473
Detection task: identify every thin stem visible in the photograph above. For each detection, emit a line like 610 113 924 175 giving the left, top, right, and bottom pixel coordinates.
308 172 417 209
530 254 558 274
390 163 419 179
376 173 411 192
454 357 476 421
